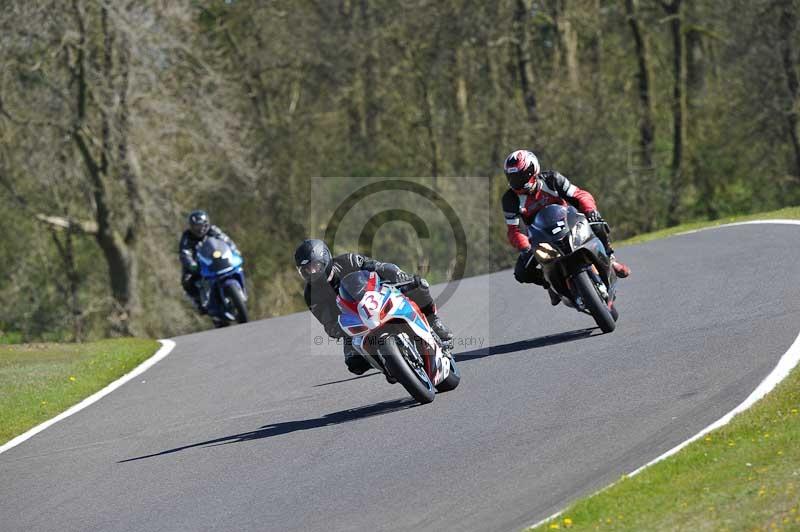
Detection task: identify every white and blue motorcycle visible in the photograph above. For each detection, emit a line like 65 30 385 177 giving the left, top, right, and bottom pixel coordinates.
337 271 460 404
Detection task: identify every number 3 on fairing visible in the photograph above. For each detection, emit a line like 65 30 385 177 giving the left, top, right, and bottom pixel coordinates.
363 293 380 312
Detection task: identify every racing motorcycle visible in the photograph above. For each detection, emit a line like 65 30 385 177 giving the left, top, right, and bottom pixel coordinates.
337 270 460 404
527 204 619 333
197 237 248 327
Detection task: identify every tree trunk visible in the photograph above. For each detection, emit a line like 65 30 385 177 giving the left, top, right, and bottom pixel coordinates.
661 0 687 226
418 73 440 181
588 0 603 96
48 224 84 341
453 45 470 174
555 0 580 90
360 0 379 159
513 0 538 127
70 1 140 335
339 1 362 163
625 0 655 171
778 0 800 178
625 0 657 232
486 22 507 175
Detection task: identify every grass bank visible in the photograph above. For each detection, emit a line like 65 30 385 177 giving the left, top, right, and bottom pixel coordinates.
0 338 160 445
530 208 800 531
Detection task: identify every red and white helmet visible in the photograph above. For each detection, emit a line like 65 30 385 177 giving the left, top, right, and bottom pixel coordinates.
503 149 541 191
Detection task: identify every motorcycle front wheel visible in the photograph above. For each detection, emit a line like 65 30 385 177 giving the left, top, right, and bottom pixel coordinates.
574 270 616 333
435 355 461 392
224 282 249 324
379 334 435 404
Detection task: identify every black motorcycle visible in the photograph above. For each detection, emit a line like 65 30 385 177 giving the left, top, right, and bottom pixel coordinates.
527 204 619 333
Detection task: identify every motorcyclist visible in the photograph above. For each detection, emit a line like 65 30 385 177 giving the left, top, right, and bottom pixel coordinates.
178 210 239 313
294 239 453 377
502 149 631 305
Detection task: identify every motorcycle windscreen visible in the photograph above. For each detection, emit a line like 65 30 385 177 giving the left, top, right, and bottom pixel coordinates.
338 270 380 303
528 204 574 244
197 237 233 275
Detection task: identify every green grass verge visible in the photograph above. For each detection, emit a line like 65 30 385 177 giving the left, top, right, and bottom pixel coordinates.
0 338 160 446
529 207 800 531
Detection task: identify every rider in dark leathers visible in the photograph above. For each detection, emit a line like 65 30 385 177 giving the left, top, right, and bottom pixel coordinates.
502 150 631 305
179 210 238 312
294 239 453 377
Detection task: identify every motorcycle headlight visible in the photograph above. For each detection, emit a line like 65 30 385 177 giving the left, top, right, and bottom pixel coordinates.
535 243 561 262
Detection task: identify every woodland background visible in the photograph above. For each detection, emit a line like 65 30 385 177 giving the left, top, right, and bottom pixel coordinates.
0 0 798 341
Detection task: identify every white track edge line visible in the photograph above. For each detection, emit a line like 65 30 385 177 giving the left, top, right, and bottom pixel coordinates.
676 218 800 236
0 339 176 456
628 327 800 476
529 219 800 529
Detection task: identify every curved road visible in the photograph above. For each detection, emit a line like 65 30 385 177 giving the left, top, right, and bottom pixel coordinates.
2 224 800 532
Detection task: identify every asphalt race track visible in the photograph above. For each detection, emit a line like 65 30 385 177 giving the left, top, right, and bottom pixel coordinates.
2 224 799 532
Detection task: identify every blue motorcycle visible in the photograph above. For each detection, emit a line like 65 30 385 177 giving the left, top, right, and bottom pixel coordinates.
196 237 248 327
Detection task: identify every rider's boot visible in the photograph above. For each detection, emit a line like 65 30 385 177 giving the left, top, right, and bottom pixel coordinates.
547 287 561 306
427 314 454 342
542 281 561 306
344 344 371 376
610 254 631 278
195 297 208 315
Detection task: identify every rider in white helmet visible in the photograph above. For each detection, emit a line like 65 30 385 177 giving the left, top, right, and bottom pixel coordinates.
502 149 631 305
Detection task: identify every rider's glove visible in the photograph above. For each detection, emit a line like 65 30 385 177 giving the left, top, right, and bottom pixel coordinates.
586 210 604 223
399 274 427 293
394 270 412 283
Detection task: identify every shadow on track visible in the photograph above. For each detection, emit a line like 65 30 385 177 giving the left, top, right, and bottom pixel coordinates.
313 371 380 387
455 327 598 362
118 397 416 463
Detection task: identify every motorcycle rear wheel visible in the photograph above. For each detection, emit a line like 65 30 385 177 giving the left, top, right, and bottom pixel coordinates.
224 283 249 324
574 270 616 333
379 334 435 404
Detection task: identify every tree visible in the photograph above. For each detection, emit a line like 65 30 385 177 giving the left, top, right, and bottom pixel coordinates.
624 0 655 171
660 0 688 226
777 0 800 178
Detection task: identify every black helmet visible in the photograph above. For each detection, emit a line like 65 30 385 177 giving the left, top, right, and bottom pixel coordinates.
294 239 332 283
188 210 210 238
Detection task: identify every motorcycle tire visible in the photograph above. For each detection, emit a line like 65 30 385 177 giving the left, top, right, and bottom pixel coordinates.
610 303 619 322
379 334 435 404
224 283 249 324
574 270 616 333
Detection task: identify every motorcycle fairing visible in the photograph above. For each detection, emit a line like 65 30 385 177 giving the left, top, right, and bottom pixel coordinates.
336 271 450 385
196 237 246 319
527 204 618 306
197 238 244 279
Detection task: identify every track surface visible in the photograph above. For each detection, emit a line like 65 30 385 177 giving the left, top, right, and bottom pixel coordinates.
2 225 800 532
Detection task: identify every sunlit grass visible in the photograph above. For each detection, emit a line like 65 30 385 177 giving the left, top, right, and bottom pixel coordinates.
0 339 160 445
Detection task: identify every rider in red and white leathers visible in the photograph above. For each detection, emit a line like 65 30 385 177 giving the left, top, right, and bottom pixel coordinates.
501 149 631 305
